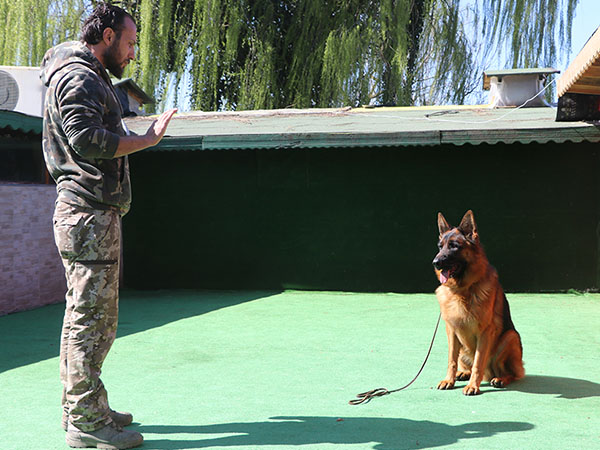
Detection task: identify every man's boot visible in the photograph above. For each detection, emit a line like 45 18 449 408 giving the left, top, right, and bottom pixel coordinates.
65 421 143 449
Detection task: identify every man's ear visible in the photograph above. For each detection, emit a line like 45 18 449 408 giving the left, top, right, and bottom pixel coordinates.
437 212 451 237
102 27 116 46
458 210 478 242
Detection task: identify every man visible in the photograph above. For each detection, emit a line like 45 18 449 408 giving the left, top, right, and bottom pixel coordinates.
40 3 176 449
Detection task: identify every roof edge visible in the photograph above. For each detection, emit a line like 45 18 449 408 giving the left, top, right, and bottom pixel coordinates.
0 109 43 135
148 126 600 152
558 26 600 97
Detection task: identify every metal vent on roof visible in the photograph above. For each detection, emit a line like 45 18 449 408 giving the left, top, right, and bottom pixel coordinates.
0 70 19 111
483 68 559 108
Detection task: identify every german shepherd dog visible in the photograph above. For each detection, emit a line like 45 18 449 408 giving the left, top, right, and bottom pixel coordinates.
432 210 524 395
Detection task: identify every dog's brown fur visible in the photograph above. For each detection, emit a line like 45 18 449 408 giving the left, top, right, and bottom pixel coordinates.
432 210 524 395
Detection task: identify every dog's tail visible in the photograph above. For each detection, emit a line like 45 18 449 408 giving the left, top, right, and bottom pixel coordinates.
496 330 525 380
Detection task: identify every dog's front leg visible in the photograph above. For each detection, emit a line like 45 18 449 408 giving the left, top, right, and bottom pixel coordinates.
463 330 494 395
438 325 460 390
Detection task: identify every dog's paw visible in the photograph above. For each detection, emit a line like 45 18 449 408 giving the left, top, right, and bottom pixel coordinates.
455 371 471 381
437 379 455 390
490 377 505 388
462 384 481 396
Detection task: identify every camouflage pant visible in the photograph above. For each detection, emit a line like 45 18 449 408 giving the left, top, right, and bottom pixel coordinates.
53 201 121 432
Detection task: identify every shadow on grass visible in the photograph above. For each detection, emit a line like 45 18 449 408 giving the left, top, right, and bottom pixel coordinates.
0 289 279 373
508 374 600 399
136 416 534 450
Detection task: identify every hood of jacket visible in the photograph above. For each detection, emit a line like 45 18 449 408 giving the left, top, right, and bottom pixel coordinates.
40 40 110 87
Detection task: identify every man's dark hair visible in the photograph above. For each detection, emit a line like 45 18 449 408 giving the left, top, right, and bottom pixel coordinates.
80 2 135 45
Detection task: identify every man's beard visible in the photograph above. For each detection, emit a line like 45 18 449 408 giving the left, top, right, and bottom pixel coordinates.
103 40 126 79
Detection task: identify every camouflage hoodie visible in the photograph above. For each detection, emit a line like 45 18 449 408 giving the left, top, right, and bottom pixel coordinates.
40 41 131 215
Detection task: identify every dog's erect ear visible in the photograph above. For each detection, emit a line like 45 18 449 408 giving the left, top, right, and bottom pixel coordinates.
458 210 478 242
437 212 451 236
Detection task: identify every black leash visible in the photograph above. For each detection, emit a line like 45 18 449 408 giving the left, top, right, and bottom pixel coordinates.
349 312 442 405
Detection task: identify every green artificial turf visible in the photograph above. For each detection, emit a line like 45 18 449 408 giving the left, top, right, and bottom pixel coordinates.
1 290 599 449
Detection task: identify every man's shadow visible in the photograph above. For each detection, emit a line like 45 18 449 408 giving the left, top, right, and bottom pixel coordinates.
136 416 534 450
508 374 600 399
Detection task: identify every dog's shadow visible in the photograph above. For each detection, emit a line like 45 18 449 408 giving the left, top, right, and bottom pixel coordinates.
508 375 600 399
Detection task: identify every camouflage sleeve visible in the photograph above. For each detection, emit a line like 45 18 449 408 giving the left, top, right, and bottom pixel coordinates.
56 67 120 159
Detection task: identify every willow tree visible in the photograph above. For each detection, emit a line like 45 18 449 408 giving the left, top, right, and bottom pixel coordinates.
481 0 576 69
0 0 579 111
0 0 87 66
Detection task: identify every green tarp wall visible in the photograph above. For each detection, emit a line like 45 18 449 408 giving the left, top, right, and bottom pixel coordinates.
123 142 600 292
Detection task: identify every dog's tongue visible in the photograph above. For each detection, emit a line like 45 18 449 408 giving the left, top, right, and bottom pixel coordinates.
439 270 449 284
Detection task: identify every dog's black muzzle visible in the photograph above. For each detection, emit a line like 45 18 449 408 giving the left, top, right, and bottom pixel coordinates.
433 252 465 283
432 254 450 270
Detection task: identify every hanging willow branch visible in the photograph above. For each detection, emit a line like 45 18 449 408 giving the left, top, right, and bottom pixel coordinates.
481 0 577 69
0 0 87 67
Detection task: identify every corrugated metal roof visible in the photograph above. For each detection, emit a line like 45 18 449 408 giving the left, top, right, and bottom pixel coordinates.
124 105 600 151
558 26 600 97
0 109 42 135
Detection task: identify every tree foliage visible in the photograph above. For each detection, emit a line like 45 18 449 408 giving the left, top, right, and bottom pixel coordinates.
0 0 580 111
0 0 86 66
481 0 577 69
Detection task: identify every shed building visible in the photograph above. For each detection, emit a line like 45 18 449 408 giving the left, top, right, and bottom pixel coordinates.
123 105 600 293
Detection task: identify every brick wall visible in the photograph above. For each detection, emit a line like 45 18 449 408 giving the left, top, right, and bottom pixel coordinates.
0 183 66 316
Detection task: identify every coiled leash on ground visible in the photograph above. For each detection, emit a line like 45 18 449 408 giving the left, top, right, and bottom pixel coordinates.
349 312 442 405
